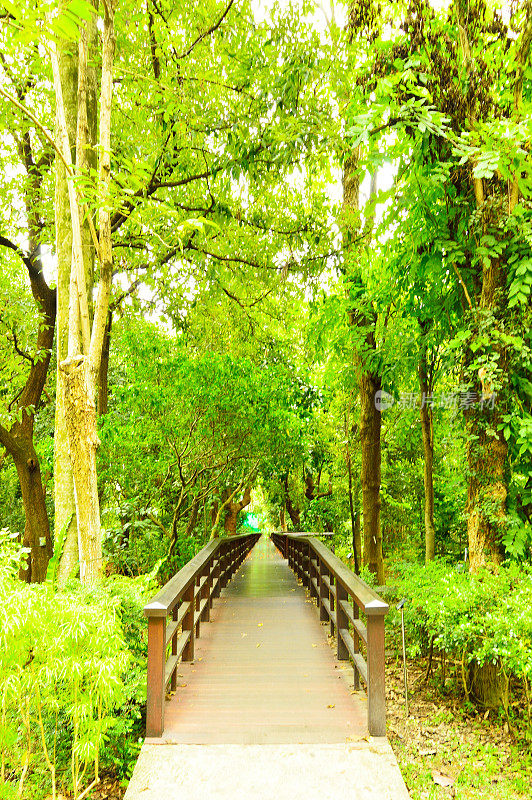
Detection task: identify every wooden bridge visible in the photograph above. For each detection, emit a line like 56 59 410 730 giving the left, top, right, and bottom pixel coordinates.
125 534 410 800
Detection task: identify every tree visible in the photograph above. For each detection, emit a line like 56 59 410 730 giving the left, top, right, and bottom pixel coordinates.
0 43 56 581
344 0 532 570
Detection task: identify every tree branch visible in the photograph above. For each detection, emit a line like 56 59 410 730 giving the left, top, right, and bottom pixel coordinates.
176 0 235 60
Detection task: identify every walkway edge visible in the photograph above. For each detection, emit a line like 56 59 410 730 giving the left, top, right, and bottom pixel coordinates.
124 742 411 800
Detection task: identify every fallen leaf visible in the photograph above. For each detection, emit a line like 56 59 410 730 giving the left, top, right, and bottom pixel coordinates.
258 623 263 627
241 633 247 638
312 644 318 648
327 704 335 708
432 770 454 787
256 643 261 647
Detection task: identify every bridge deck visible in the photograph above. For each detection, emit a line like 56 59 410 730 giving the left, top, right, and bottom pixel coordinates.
155 535 365 744
125 536 410 799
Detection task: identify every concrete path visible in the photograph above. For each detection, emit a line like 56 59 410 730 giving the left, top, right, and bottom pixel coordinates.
125 536 410 799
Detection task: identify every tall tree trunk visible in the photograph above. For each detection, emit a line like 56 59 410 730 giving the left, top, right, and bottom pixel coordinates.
0 421 54 583
359 370 384 583
419 335 436 563
454 1 514 572
282 473 301 528
13 441 53 582
345 415 361 574
0 147 56 581
98 310 112 416
466 401 508 571
54 29 92 586
52 1 116 585
342 146 384 583
224 507 239 535
224 484 252 535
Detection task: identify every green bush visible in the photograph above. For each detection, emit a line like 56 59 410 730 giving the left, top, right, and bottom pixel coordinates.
388 559 532 724
0 532 155 799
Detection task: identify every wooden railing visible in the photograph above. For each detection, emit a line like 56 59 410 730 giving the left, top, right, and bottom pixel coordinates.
271 532 389 736
144 532 260 737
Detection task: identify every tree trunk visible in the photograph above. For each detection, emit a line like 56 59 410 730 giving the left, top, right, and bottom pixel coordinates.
466 260 509 571
98 310 112 416
469 659 509 710
224 506 239 535
342 141 384 583
53 3 116 585
453 6 513 572
345 412 361 574
279 505 287 531
467 420 507 571
62 357 102 585
9 438 53 582
419 338 436 563
347 452 361 574
282 473 301 528
185 498 200 539
224 484 252 535
54 36 82 586
0 55 57 581
359 370 384 583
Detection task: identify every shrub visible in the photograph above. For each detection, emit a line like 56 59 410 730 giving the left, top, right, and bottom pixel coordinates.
0 533 155 799
388 560 532 724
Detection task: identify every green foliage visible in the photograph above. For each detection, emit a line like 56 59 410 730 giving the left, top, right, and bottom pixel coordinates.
389 560 532 721
0 542 155 797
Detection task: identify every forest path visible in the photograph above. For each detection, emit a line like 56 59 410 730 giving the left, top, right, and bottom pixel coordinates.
124 536 410 799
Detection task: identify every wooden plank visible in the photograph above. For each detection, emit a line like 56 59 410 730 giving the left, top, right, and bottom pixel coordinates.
336 582 349 661
194 598 209 627
321 596 334 622
165 619 179 647
322 574 336 598
194 574 208 598
176 601 189 628
353 618 368 645
367 613 385 735
339 628 368 685
339 600 368 643
182 582 195 661
354 653 368 685
164 631 192 687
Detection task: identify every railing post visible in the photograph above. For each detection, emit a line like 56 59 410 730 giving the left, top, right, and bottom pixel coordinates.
202 563 211 622
319 560 328 622
304 541 312 590
329 574 335 636
170 604 178 691
336 582 349 661
220 542 228 588
309 548 318 602
182 582 195 661
195 575 201 637
212 550 221 601
353 600 360 690
146 614 166 737
366 604 387 736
